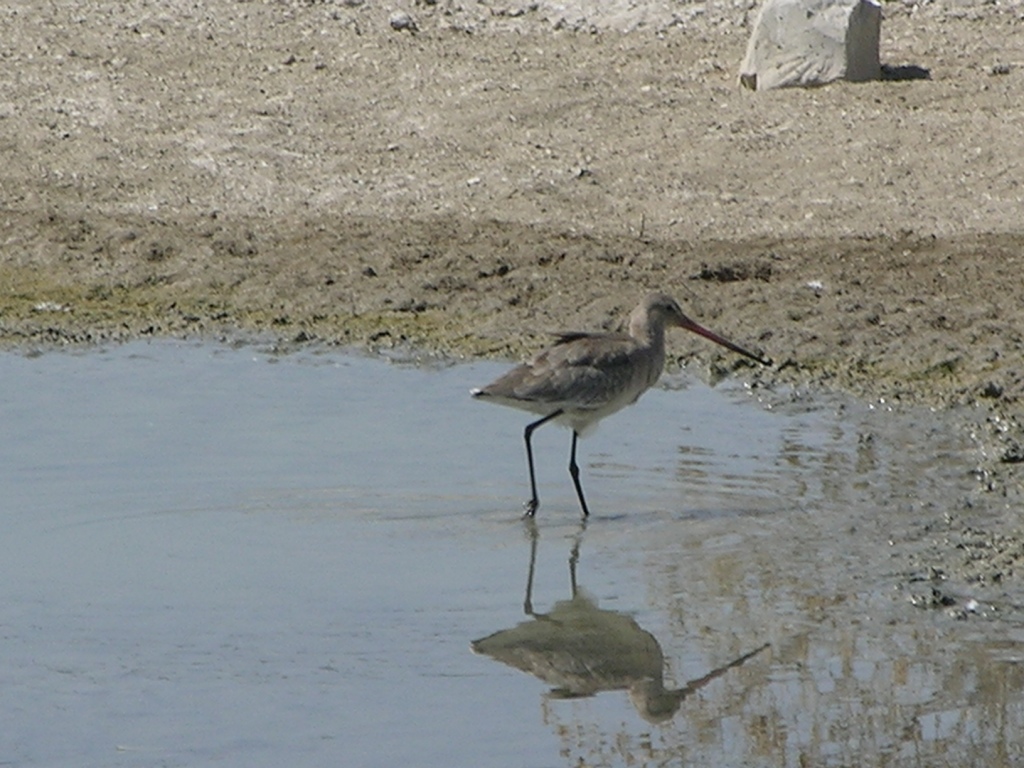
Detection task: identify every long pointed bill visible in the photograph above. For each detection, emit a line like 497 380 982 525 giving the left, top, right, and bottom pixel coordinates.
679 316 773 366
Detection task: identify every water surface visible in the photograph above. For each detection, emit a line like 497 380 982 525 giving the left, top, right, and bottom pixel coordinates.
1 341 1021 767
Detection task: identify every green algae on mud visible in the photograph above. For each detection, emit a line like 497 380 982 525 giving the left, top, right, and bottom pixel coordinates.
0 274 995 407
4 211 1024 415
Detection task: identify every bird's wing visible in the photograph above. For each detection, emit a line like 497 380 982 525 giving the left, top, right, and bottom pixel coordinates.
546 330 595 344
508 334 639 409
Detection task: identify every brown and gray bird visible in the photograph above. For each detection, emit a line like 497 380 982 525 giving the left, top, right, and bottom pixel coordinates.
471 292 771 517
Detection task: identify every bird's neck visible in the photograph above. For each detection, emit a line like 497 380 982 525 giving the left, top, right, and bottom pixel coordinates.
629 318 668 391
629 317 666 350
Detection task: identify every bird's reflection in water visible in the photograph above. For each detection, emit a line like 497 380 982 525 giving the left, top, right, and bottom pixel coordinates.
472 521 768 723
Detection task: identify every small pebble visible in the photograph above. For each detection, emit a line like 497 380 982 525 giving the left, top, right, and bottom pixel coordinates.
389 11 417 31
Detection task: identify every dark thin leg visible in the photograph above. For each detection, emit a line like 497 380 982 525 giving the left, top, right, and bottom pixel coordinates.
522 410 563 517
568 430 590 518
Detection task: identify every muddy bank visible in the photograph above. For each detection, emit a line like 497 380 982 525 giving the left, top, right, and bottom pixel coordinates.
6 204 1024 610
5 209 1024 409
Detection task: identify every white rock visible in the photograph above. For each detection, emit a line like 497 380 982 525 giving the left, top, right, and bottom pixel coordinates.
739 0 882 91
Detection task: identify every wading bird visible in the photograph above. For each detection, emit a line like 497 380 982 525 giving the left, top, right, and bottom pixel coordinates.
471 293 771 517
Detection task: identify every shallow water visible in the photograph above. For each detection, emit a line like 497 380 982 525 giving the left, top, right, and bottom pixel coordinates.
2 340 1022 767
